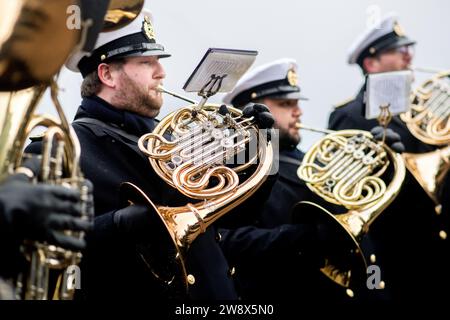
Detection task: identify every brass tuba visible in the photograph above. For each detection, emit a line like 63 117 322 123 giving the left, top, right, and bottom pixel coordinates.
121 86 274 292
0 84 89 300
401 70 450 214
0 0 145 299
293 124 405 292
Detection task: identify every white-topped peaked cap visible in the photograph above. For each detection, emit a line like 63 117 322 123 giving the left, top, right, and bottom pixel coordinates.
347 12 415 65
66 8 170 77
223 58 308 108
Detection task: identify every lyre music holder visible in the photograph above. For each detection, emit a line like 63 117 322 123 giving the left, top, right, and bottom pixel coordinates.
183 48 258 111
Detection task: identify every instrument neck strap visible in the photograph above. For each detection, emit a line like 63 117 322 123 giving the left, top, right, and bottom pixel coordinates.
73 117 140 143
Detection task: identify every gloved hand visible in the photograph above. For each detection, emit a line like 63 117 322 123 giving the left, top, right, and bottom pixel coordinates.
18 155 95 223
0 176 91 251
370 126 405 153
242 103 275 129
113 204 152 241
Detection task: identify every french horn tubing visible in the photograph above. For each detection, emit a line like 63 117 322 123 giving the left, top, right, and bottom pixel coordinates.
293 123 405 292
401 70 450 213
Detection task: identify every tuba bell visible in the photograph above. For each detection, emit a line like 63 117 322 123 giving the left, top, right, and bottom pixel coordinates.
120 86 274 293
293 124 405 291
0 0 145 300
401 70 450 213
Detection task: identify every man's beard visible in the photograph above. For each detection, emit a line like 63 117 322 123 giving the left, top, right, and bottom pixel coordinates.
111 71 162 118
278 126 300 151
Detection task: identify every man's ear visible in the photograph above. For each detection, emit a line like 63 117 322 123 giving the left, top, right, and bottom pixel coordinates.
97 63 116 88
362 56 379 74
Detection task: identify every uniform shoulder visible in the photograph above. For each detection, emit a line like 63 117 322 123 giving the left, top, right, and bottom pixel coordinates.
333 96 355 109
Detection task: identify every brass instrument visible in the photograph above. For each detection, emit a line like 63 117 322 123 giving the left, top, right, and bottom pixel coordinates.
401 70 450 145
104 0 145 31
412 67 444 74
0 0 144 89
0 0 145 299
293 123 405 291
401 70 450 213
121 86 274 292
403 146 450 214
0 84 88 300
0 0 81 90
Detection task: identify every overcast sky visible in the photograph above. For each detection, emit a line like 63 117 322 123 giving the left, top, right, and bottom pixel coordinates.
36 0 450 150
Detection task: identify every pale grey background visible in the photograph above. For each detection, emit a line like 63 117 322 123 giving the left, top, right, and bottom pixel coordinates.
36 0 450 150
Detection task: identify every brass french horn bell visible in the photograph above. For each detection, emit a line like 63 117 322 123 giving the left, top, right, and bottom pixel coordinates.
403 145 450 213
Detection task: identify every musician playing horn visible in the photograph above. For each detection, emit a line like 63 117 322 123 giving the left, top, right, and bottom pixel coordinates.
27 7 275 300
220 58 404 303
328 12 448 303
0 0 111 300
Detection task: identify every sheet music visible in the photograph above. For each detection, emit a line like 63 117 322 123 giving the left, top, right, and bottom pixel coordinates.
366 70 413 119
183 48 258 93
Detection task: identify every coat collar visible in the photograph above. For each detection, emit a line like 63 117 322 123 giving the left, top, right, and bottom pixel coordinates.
75 95 157 136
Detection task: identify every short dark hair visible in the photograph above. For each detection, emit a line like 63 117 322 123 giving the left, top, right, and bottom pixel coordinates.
80 58 126 98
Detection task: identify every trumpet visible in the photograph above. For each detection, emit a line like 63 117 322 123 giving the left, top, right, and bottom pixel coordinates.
292 122 405 291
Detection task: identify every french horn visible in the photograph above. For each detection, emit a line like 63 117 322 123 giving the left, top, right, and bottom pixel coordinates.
293 123 405 292
121 86 274 293
401 70 449 145
401 70 450 214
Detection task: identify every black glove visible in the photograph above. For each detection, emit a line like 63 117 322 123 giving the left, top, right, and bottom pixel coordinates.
242 103 275 129
0 176 91 251
113 204 152 241
370 126 405 153
18 155 95 223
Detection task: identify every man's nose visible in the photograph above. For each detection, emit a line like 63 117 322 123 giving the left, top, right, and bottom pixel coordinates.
293 105 302 117
155 61 166 79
